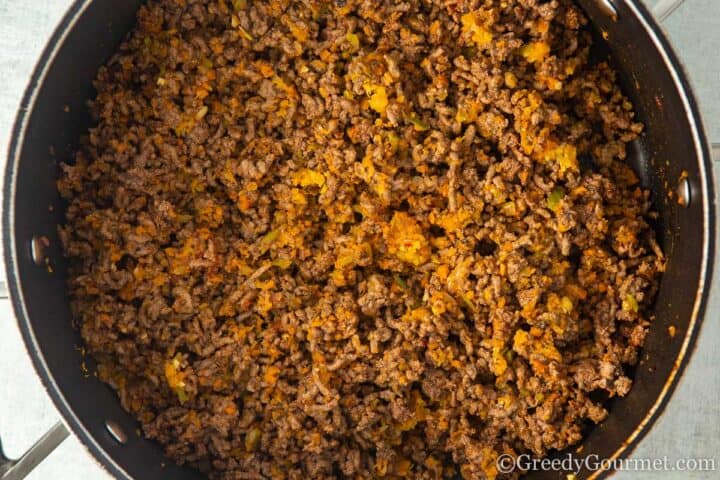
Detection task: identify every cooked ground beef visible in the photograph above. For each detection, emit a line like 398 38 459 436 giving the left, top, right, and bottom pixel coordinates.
57 0 665 478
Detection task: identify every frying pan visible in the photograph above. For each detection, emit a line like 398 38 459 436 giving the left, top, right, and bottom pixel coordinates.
1 0 717 479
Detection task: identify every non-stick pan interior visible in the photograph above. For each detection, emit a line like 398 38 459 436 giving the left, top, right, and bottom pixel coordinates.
5 1 201 479
557 0 711 476
4 1 712 479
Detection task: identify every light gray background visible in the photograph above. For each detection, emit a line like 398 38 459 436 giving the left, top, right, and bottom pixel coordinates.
0 1 718 479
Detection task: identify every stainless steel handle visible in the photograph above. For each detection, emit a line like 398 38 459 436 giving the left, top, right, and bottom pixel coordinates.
0 1 715 480
0 284 69 479
0 422 69 480
651 1 720 162
653 0 688 22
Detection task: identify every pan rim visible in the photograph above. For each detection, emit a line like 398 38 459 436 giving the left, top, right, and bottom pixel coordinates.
585 0 717 477
2 1 134 479
1 1 715 479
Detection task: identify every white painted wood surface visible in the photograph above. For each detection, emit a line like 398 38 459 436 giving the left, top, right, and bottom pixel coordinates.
0 1 717 478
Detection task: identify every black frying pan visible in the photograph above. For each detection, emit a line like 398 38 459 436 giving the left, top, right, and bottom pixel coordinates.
1 0 716 479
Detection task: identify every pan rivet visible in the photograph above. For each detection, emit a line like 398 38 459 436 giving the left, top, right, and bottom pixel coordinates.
677 177 691 208
105 420 128 445
30 235 47 266
596 0 618 20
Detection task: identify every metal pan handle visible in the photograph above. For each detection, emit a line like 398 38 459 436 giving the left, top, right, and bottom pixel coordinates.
0 422 69 480
0 282 70 479
0 1 716 480
653 0 688 22
651 1 720 163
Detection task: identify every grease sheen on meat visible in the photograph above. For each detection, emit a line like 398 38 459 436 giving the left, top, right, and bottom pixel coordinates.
58 0 665 478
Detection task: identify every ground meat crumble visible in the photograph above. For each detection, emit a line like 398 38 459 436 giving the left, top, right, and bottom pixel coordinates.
58 0 664 478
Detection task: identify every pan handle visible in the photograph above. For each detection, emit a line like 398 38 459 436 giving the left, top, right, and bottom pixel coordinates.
0 3 713 480
652 0 688 22
0 287 69 478
0 422 69 480
653 2 720 163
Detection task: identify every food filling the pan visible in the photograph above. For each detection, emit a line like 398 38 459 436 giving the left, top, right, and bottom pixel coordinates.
58 0 665 478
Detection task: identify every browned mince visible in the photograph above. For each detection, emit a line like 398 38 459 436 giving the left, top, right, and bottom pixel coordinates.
58 0 664 478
